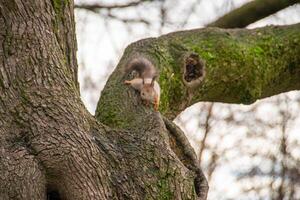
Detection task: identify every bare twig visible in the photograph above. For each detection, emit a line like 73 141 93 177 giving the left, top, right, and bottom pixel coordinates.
163 116 209 200
75 0 151 12
104 13 150 25
198 103 214 164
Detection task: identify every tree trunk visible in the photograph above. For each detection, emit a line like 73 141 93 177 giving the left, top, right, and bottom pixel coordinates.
0 0 112 199
0 1 207 199
0 0 299 200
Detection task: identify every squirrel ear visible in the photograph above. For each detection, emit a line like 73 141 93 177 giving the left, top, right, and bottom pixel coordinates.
151 76 156 86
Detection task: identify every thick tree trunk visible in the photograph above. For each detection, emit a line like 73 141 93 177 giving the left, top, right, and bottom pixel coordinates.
0 1 206 199
0 0 299 200
0 1 112 199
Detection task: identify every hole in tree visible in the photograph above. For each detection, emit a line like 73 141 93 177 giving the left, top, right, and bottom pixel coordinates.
47 188 61 200
184 53 205 82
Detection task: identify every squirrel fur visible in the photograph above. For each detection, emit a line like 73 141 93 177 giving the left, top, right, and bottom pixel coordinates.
124 58 160 111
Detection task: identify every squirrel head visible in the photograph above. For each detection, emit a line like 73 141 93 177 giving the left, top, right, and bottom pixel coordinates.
140 85 156 102
140 76 156 102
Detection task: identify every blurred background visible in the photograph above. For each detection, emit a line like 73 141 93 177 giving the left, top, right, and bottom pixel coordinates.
74 0 300 199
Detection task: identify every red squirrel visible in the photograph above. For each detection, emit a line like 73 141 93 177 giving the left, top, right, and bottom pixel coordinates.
124 58 161 111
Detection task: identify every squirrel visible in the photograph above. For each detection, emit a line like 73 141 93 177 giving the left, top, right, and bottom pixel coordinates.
124 57 161 111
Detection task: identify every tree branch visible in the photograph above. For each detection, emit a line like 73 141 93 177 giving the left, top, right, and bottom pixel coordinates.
75 1 151 25
163 116 208 199
96 23 300 122
207 0 300 28
75 0 150 12
102 12 150 25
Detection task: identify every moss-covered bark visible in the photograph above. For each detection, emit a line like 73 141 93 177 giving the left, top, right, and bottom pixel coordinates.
97 23 300 120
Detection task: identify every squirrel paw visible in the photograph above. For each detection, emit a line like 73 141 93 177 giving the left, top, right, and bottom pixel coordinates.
154 102 159 111
146 101 150 107
142 100 150 107
124 80 131 85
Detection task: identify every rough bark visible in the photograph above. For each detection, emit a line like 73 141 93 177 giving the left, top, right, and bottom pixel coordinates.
0 0 207 199
207 0 300 28
0 0 112 199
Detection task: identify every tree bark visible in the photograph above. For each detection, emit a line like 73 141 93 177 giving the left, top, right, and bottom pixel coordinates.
207 0 300 28
0 0 112 199
0 0 207 199
0 0 299 200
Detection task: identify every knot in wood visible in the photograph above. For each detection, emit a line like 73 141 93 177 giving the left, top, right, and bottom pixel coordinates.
182 53 205 88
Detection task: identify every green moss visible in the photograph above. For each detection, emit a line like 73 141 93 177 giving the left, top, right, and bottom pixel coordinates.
51 0 69 32
95 85 127 129
52 0 68 15
250 46 264 56
96 105 128 129
146 161 175 200
158 58 185 114
157 178 173 200
169 26 300 105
